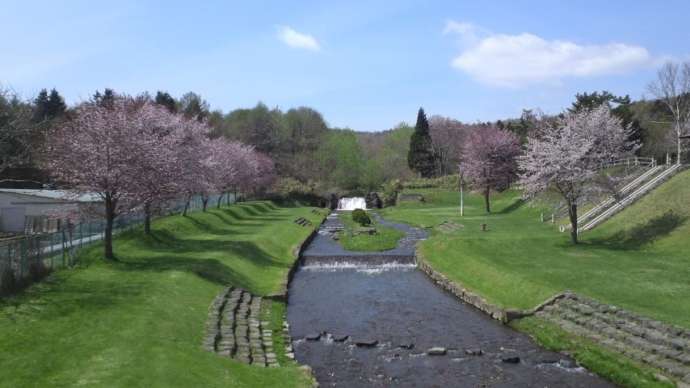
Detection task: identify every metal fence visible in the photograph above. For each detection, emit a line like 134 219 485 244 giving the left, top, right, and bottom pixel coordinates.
0 193 233 294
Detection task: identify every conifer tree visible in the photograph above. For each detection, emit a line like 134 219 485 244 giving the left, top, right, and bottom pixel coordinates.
407 107 436 178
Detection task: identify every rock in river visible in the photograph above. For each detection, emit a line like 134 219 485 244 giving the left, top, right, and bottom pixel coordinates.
427 347 447 356
355 339 378 347
305 333 321 341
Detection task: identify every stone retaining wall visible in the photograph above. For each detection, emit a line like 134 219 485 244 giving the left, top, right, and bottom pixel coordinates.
267 211 328 301
416 254 690 384
203 287 279 367
537 293 690 384
416 255 515 322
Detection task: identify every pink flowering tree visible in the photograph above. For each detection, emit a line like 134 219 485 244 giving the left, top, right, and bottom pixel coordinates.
518 106 637 244
170 119 214 216
460 126 521 213
47 95 180 259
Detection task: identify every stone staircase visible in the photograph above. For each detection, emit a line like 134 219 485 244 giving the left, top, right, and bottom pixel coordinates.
536 293 690 383
560 163 683 233
203 287 279 367
580 164 682 232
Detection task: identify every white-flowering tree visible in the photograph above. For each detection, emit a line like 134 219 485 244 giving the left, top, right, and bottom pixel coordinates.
518 106 636 244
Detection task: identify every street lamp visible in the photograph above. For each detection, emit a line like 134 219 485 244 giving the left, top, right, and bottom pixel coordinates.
458 168 464 217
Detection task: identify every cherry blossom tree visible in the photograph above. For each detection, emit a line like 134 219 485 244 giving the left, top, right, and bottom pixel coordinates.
47 95 180 259
518 106 637 244
460 126 521 213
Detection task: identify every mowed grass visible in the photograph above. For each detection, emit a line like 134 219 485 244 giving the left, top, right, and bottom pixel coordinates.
382 169 690 328
0 201 325 387
337 212 405 252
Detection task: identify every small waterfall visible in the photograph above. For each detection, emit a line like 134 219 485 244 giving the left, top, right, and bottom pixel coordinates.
337 197 366 211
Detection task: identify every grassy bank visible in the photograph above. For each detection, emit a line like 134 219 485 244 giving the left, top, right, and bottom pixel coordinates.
382 170 690 328
0 202 325 387
336 211 405 252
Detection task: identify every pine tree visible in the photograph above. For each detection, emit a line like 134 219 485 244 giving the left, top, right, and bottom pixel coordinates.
46 89 66 119
32 89 50 122
407 107 436 178
33 88 66 122
155 91 178 113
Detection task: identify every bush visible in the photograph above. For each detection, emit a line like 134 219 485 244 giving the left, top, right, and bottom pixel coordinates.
351 209 371 226
381 179 403 207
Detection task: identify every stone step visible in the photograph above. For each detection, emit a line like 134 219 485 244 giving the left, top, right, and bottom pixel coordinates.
543 314 690 379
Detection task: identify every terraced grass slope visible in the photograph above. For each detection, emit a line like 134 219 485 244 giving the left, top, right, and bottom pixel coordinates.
382 170 690 328
0 202 324 387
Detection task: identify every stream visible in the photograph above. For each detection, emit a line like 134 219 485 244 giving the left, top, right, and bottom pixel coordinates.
287 212 612 387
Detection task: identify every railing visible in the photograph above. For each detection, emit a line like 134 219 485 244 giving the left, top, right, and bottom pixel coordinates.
579 164 681 232
0 193 233 295
573 165 663 228
598 157 656 170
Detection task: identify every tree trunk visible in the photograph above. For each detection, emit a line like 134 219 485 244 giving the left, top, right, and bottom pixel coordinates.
217 194 223 209
202 197 208 212
677 123 682 165
104 195 115 260
182 197 190 217
226 192 231 206
144 201 151 235
484 186 491 213
568 201 579 244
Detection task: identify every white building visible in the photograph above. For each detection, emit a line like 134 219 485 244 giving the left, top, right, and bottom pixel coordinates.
0 189 101 233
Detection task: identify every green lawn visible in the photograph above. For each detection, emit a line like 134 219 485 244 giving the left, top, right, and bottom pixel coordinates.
381 169 690 328
0 201 325 387
336 211 405 252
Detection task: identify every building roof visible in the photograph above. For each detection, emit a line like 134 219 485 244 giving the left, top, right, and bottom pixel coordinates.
0 189 101 203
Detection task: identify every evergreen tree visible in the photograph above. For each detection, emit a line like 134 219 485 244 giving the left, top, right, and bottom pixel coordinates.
155 91 178 113
46 89 66 118
33 88 66 122
32 89 50 122
407 107 436 177
94 88 116 108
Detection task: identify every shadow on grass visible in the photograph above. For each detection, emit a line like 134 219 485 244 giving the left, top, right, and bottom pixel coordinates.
118 228 289 291
116 255 254 288
587 210 686 250
497 198 526 214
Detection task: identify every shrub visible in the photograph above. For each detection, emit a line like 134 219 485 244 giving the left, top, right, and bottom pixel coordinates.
351 209 371 226
382 179 403 207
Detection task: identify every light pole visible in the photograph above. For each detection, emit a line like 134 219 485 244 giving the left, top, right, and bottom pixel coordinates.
458 169 464 217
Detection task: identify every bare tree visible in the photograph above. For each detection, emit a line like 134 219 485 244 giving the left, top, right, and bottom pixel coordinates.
647 61 690 165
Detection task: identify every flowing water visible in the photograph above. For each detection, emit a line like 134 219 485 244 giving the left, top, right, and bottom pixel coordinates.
338 197 367 211
287 213 612 387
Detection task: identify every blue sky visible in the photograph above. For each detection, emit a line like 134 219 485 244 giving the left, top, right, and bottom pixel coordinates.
2 0 689 131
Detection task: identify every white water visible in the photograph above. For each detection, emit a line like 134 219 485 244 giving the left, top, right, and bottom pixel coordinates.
301 262 416 274
337 197 366 211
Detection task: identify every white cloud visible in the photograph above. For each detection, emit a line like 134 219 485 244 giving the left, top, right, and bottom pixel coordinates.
445 21 654 87
277 26 320 51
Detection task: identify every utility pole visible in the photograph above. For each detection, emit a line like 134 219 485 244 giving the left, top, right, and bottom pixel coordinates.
459 170 464 217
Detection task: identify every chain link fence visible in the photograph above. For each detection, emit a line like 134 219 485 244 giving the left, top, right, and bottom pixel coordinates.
0 193 232 295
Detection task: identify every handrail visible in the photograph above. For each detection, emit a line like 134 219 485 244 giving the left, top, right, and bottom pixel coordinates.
561 165 662 231
580 164 680 231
